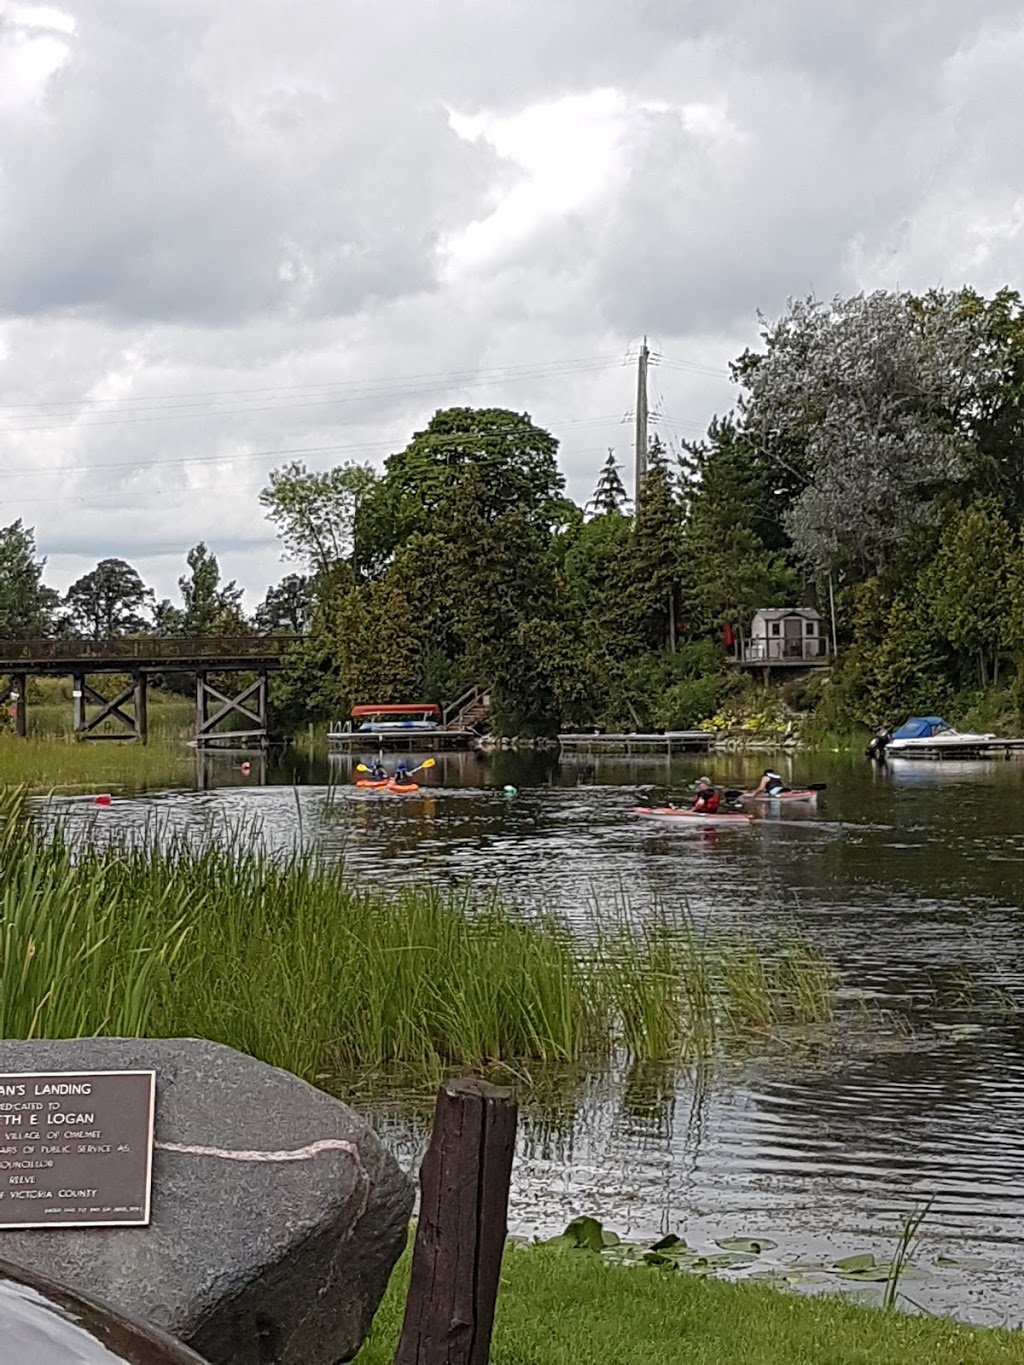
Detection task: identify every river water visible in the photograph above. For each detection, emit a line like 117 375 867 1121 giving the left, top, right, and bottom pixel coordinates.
51 747 1024 1324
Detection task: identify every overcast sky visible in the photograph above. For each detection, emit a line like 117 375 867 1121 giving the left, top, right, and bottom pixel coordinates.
2 1 1023 608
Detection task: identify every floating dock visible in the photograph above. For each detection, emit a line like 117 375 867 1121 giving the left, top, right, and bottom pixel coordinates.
557 731 713 755
888 738 1024 761
328 726 479 752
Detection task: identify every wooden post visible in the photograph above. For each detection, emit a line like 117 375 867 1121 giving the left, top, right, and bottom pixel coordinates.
11 674 27 738
195 671 207 748
258 669 269 748
72 675 86 735
134 672 148 744
395 1078 517 1365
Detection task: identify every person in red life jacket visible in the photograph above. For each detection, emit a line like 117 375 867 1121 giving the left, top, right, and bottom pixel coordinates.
692 777 721 813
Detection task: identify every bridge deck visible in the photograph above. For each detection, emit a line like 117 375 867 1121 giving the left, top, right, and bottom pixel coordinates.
0 636 302 675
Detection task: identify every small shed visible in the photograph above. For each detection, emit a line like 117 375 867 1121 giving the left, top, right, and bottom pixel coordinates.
736 608 829 666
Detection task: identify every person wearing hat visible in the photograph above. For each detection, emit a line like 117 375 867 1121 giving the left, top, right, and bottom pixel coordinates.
691 776 721 813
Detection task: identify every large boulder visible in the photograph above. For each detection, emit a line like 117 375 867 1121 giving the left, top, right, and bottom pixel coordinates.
0 1038 413 1365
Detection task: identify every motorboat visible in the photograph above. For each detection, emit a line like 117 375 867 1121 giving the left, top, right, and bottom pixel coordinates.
871 716 1001 760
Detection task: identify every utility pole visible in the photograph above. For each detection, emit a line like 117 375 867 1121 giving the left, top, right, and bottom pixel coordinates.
634 336 649 501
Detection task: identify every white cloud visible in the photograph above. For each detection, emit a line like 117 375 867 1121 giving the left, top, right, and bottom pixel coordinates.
0 0 1022 608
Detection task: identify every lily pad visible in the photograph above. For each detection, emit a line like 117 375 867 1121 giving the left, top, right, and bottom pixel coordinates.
542 1216 606 1253
935 1255 993 1271
716 1236 778 1255
833 1253 877 1273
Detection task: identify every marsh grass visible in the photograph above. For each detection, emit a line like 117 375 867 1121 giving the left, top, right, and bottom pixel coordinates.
0 733 195 792
0 788 836 1081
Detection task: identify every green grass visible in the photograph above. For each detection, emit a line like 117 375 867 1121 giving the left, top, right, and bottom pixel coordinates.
355 1246 1024 1364
0 790 835 1080
0 733 196 792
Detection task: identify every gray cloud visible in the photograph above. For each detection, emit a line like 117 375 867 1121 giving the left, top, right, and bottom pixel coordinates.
1 0 1023 603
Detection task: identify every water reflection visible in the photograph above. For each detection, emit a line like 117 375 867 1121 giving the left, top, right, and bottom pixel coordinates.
38 748 1024 1324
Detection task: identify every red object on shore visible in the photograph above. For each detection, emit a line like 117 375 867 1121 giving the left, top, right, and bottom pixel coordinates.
240 762 251 775
95 794 112 806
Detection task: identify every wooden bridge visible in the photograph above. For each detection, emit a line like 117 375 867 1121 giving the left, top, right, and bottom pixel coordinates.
0 636 302 746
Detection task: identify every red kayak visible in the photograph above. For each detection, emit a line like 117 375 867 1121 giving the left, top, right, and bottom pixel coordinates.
633 806 753 826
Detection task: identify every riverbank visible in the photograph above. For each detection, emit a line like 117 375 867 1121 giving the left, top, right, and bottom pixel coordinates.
356 1245 1024 1363
0 733 196 791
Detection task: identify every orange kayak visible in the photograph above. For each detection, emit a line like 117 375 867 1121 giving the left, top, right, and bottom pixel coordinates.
355 778 389 789
387 781 420 795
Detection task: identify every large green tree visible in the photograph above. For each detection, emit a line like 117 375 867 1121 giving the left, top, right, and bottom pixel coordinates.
927 501 1019 687
61 558 153 638
260 461 378 579
740 291 992 580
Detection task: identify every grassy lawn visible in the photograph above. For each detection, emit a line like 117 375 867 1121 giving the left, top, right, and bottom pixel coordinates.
355 1247 1024 1365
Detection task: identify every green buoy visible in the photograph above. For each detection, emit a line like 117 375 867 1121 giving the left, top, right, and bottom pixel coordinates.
503 785 518 798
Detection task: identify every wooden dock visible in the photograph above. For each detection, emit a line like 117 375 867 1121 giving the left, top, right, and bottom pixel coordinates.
328 727 479 752
888 738 1024 761
557 731 713 754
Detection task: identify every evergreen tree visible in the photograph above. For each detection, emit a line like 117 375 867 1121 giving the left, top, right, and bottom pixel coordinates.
586 449 629 517
0 521 59 638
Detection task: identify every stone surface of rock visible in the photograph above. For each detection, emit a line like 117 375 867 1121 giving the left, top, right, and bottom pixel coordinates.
0 1039 413 1365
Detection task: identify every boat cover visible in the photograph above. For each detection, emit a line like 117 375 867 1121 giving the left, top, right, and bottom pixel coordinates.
891 716 951 740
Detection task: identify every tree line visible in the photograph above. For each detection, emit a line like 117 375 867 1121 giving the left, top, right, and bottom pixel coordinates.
5 284 1024 734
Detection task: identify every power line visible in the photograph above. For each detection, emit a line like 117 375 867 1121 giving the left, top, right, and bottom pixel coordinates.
0 417 625 485
0 356 624 422
0 445 615 510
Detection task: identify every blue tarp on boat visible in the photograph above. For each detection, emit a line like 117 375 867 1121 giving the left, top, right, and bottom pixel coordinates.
891 716 951 740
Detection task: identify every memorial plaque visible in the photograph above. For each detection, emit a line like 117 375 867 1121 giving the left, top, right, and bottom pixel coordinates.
0 1069 155 1229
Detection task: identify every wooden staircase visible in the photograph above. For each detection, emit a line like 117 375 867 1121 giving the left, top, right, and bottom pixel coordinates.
442 684 491 733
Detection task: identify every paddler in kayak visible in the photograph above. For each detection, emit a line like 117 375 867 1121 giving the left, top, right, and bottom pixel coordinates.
370 760 388 781
393 760 411 784
691 777 721 813
751 769 787 797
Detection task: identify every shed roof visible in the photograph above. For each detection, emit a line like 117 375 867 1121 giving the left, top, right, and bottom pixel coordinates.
751 607 822 620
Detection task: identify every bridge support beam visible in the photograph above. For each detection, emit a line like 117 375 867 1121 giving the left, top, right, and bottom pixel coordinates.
10 674 27 738
195 670 269 749
72 672 149 743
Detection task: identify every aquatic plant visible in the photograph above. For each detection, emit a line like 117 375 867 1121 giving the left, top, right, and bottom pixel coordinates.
0 788 837 1081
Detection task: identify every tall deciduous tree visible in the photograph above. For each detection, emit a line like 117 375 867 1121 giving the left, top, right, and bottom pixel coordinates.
741 291 993 579
176 544 247 636
62 558 153 638
0 521 59 638
255 574 311 635
260 461 378 578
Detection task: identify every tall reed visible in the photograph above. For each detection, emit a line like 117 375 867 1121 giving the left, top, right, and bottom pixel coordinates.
0 789 836 1082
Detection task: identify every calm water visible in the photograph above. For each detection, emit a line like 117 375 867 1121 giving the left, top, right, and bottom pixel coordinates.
49 748 1024 1323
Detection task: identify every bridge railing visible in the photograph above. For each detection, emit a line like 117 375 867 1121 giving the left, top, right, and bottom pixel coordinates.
0 636 305 664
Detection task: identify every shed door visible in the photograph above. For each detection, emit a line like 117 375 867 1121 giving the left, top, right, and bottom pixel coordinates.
783 616 802 657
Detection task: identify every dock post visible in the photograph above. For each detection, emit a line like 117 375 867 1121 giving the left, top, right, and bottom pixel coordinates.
72 674 86 734
134 672 148 745
395 1078 517 1365
195 670 207 748
10 674 27 738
